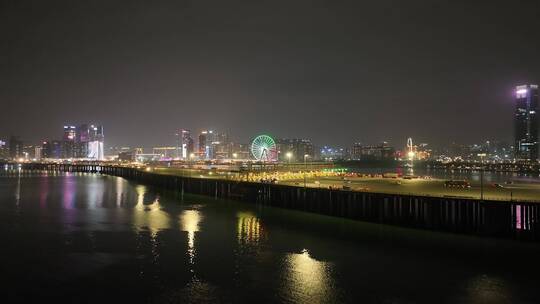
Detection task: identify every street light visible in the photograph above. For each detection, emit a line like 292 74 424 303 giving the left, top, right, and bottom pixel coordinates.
478 153 486 200
189 153 195 178
304 154 309 188
286 152 292 164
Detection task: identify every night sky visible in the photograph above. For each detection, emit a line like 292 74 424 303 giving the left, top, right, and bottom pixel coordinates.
1 0 539 149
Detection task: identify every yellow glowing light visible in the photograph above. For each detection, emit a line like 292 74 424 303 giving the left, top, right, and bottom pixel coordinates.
237 212 262 245
180 210 202 233
180 210 202 265
282 249 333 302
133 185 171 234
408 151 415 158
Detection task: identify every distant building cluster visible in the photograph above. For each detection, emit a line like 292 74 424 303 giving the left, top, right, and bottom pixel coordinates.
46 124 105 160
114 129 251 163
1 84 538 163
0 124 104 161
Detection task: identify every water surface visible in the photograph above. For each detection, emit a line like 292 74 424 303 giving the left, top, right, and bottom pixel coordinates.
1 173 539 303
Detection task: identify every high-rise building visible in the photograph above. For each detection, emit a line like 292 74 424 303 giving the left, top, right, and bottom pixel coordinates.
0 140 6 159
9 136 23 159
63 125 77 141
349 142 395 161
320 146 346 161
196 130 232 159
34 146 43 160
515 84 539 161
276 138 315 161
350 142 363 160
175 129 193 159
198 130 215 159
76 124 91 158
42 140 63 159
60 124 104 159
62 125 77 158
211 132 230 159
87 125 104 160
0 139 8 159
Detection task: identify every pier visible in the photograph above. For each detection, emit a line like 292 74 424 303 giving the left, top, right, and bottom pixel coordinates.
3 162 539 241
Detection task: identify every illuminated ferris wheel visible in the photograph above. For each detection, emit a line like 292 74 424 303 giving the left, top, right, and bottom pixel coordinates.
250 135 278 162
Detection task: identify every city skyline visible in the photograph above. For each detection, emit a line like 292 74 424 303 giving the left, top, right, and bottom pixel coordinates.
0 84 534 149
2 2 540 303
2 1 540 148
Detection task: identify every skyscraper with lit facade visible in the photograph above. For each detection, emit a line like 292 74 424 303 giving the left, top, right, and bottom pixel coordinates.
198 130 215 159
60 124 104 160
515 84 538 161
62 125 77 158
175 129 193 159
87 125 104 160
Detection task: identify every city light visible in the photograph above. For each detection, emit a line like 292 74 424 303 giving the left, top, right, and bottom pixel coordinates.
2 3 540 304
250 134 278 162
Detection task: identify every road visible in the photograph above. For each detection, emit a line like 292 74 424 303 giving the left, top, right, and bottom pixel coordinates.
280 176 540 202
150 167 540 202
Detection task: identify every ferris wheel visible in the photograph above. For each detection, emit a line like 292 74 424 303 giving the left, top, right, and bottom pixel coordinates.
250 135 278 162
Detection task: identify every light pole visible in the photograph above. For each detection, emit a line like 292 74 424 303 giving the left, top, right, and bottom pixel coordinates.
189 153 195 178
478 153 486 200
303 154 309 188
286 152 292 163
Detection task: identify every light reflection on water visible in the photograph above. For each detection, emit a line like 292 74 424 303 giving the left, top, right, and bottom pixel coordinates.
281 249 334 304
180 209 203 269
1 174 539 303
116 177 124 207
133 184 171 235
237 211 262 246
62 173 79 209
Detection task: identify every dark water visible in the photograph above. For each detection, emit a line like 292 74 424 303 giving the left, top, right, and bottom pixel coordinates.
1 173 540 303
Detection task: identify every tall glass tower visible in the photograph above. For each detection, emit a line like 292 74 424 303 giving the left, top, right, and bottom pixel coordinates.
87 125 104 160
515 84 538 161
175 129 193 159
